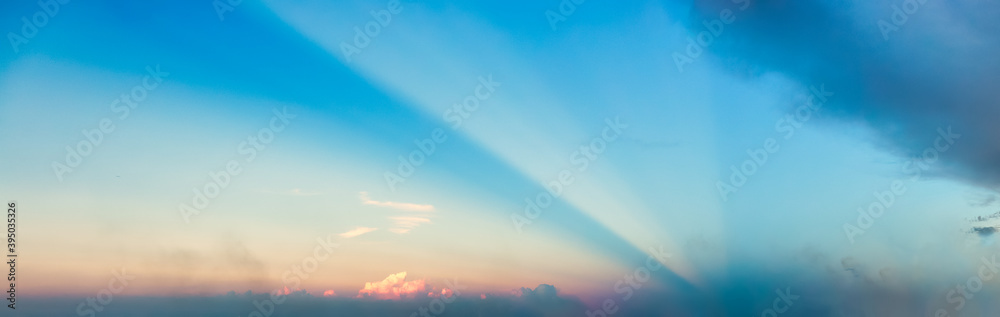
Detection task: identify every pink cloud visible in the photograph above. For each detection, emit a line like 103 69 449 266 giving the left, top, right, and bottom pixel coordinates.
356 272 426 300
322 290 336 297
427 288 454 298
275 286 292 296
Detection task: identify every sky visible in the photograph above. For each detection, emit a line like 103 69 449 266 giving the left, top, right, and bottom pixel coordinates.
1 0 999 316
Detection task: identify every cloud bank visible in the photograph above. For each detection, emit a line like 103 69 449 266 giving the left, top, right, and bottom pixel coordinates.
683 0 1000 190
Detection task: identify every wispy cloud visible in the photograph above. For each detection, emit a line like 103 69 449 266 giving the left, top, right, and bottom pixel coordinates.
288 188 323 196
259 188 324 196
388 217 431 234
339 227 378 238
358 192 435 234
359 192 434 211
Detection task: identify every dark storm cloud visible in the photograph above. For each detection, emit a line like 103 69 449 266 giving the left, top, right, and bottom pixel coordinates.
684 0 1000 188
26 285 589 317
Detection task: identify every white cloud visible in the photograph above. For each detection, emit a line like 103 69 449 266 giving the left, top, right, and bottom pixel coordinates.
339 227 378 238
359 192 434 211
388 216 431 234
288 188 323 196
358 192 436 234
259 188 324 196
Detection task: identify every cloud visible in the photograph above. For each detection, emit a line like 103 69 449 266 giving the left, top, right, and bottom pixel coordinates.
25 285 589 316
356 272 426 300
259 188 324 196
427 288 454 298
322 290 336 297
683 0 1000 189
358 192 436 234
339 227 378 238
287 188 323 196
388 216 432 234
275 286 291 296
514 284 558 299
359 192 435 211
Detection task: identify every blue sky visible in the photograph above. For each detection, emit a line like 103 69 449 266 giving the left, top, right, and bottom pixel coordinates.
2 0 1000 315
